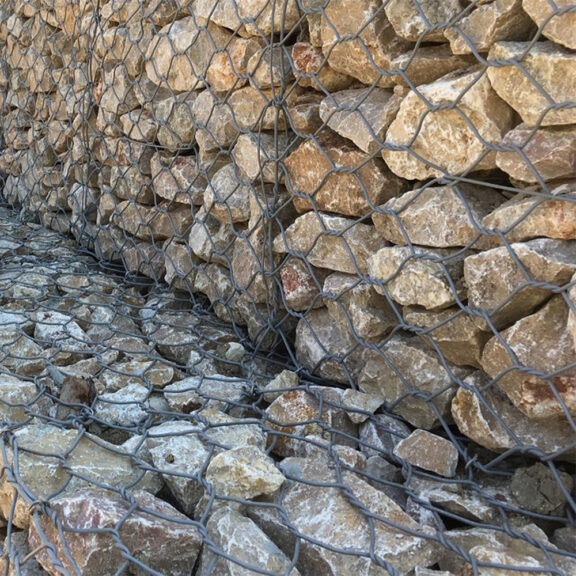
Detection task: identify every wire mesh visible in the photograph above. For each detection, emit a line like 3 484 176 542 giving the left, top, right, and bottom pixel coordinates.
0 0 575 574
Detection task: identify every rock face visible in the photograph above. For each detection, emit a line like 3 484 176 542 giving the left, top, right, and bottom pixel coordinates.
522 0 576 49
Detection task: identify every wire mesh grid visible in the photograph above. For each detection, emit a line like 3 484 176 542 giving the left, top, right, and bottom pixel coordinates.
0 0 575 574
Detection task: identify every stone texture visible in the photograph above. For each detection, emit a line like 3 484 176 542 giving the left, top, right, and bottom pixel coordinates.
358 413 411 459
247 45 293 90
163 240 201 290
236 0 301 37
285 130 405 217
341 389 385 424
523 0 576 49
279 256 328 312
191 90 237 153
487 41 576 126
373 183 504 248
151 152 206 205
383 69 515 179
464 238 576 329
233 132 291 184
204 163 253 224
151 92 198 151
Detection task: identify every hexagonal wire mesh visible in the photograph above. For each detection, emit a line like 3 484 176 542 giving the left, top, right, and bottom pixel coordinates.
0 0 575 574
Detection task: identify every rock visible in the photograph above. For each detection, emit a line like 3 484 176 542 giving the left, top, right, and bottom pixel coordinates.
373 183 505 248
394 429 459 478
193 0 246 32
451 372 576 461
273 212 383 275
110 164 154 205
163 239 201 290
145 18 231 92
341 389 385 424
481 296 576 421
464 238 576 329
445 0 535 54
319 87 402 155
247 45 293 89
94 382 149 427
383 68 515 179
191 90 237 153
279 256 328 312
0 374 51 423
262 370 299 403
487 41 576 126
123 241 166 281
384 0 464 42
204 163 253 224
236 0 301 37
98 358 174 392
0 328 45 375
201 507 302 576
233 132 291 184
403 306 491 369
552 527 576 555
523 0 576 49
228 85 288 131
206 446 285 499
482 181 576 242
497 124 576 183
151 92 198 151
323 273 399 341
510 462 574 515
285 130 405 217
287 92 324 134
29 488 202 576
0 531 45 576
359 336 471 429
151 152 206 205
368 246 467 310
358 413 411 459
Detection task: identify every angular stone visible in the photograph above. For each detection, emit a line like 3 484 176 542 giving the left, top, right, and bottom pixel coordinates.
262 370 300 403
98 359 175 392
373 183 505 248
247 45 293 90
445 0 535 54
481 296 576 421
287 92 324 134
228 85 291 131
29 488 202 576
496 124 576 183
145 18 232 92
236 0 301 37
188 206 239 265
482 181 576 242
163 240 201 290
110 164 154 205
0 328 45 376
358 413 411 459
191 90 237 153
151 92 198 151
279 256 328 312
285 130 405 217
359 336 470 429
0 531 44 576
94 382 149 427
193 0 246 32
487 41 576 126
202 507 302 576
233 132 291 184
383 69 515 179
323 273 398 341
123 241 166 280
341 389 385 424
368 246 467 310
403 306 491 369
151 153 207 205
523 0 576 49
0 374 51 422
394 429 459 478
464 238 576 329
204 163 253 224
273 212 383 275
385 0 464 42
98 64 139 115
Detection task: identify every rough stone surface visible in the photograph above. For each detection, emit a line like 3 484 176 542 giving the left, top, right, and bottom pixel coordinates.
523 0 576 49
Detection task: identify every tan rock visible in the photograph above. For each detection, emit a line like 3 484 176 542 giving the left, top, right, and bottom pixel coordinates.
373 183 504 248
273 212 383 275
383 68 515 179
496 124 576 183
123 241 166 280
523 0 576 49
151 91 198 151
191 89 237 153
287 91 324 134
98 64 139 115
188 206 239 265
464 238 576 329
285 130 405 217
151 152 207 205
481 296 576 420
487 41 576 126
228 85 289 131
445 0 535 54
163 240 201 290
98 359 175 393
279 256 328 312
236 0 301 37
247 44 293 89
482 181 576 242
110 164 154 205
193 0 246 32
233 132 291 184
204 163 253 224
341 389 385 424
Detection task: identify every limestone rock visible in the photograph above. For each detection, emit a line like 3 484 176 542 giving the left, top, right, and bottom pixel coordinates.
145 18 231 92
0 531 44 576
285 130 405 217
487 41 576 126
233 132 291 184
151 153 206 205
523 0 576 49
368 246 467 310
151 92 198 151
319 87 402 155
384 0 464 42
496 124 576 183
383 68 515 179
163 240 201 290
193 0 246 32
464 238 576 329
110 164 154 205
228 85 289 131
481 296 576 421
0 374 51 422
29 488 202 576
358 413 411 459
394 429 459 478
98 359 174 392
341 389 385 424
204 163 253 224
445 0 535 54
287 92 324 134
236 0 301 37
279 256 328 312
359 336 470 429
0 328 45 375
273 212 383 275
247 45 293 90
123 241 166 281
94 382 149 427
262 370 300 403
191 90 238 153
373 183 505 248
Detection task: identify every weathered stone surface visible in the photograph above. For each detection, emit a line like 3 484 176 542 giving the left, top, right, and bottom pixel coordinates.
233 132 291 184
383 69 515 179
163 240 201 290
285 130 405 217
151 153 206 205
523 0 576 49
202 507 301 576
145 18 231 92
274 212 383 275
110 164 154 205
487 41 576 126
358 413 411 459
98 359 174 392
341 389 384 424
279 256 328 312
445 0 535 54
394 429 459 478
287 91 324 134
262 370 300 403
359 336 470 429
0 374 51 422
0 328 45 375
247 45 293 90
481 296 576 421
323 273 398 341
120 108 157 142
452 372 576 460
94 382 149 427
228 85 290 131
464 238 576 329
373 183 504 248
482 181 576 242
403 306 491 369
123 241 166 280
385 0 464 42
0 531 44 576
151 92 198 151
368 246 467 310
204 163 253 224
191 90 237 153
236 0 301 37
29 488 202 576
